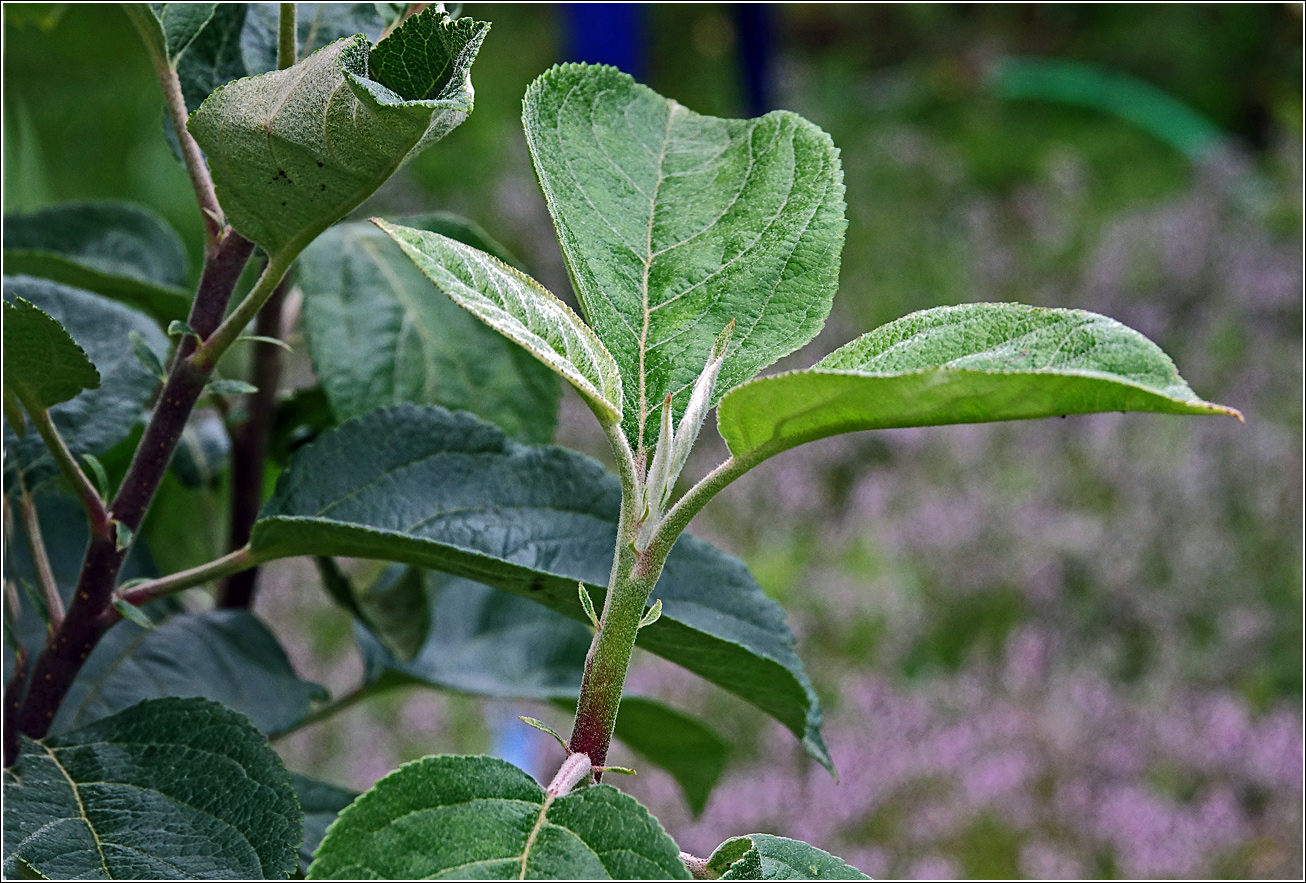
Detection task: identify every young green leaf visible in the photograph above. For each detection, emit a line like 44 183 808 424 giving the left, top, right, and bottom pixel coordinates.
520 715 570 752
377 221 623 426
80 453 110 499
129 329 167 381
306 755 689 879
112 520 134 552
705 834 871 880
2 697 301 880
2 202 192 323
638 598 663 629
254 406 830 770
205 378 258 396
111 596 155 630
3 278 168 490
2 297 99 410
717 303 1242 463
188 8 488 259
523 63 846 448
122 3 217 66
299 218 560 442
579 580 600 628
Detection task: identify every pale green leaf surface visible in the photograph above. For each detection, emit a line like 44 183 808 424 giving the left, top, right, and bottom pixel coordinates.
378 221 621 425
289 773 357 871
189 8 487 258
123 3 217 65
252 405 829 769
2 698 301 880
718 303 1241 462
2 298 99 409
523 64 846 447
3 277 167 490
300 218 559 441
707 835 870 881
2 202 191 323
306 755 689 880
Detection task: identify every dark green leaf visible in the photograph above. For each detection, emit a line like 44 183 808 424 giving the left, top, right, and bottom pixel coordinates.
299 218 559 442
3 277 167 490
253 405 830 770
717 303 1242 463
523 64 846 448
54 609 324 737
2 297 99 409
188 8 488 258
170 412 231 489
306 754 689 879
240 3 392 74
2 202 191 323
354 564 431 662
289 772 357 871
3 697 301 880
174 2 249 116
706 834 871 880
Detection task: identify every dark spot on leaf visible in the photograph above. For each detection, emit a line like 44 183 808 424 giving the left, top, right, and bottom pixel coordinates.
320 184 327 191
316 161 324 167
281 201 287 206
528 577 544 592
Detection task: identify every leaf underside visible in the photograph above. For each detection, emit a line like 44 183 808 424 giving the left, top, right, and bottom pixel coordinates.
306 755 689 879
3 698 300 881
523 63 846 449
299 218 559 442
252 405 830 770
188 8 487 257
718 303 1241 462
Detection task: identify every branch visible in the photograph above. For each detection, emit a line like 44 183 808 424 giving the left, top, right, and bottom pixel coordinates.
13 231 257 742
218 276 289 609
269 679 398 742
124 7 224 248
14 397 109 535
116 547 262 610
278 3 297 70
14 477 64 633
193 248 298 372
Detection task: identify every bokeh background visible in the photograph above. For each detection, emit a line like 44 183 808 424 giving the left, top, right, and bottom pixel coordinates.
6 3 1302 878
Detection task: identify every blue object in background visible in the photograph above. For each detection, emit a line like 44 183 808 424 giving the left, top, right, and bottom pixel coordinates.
736 4 776 116
561 3 646 78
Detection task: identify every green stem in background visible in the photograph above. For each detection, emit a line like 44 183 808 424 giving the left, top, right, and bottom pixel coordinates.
278 3 297 69
14 476 64 633
121 3 223 248
13 394 109 536
269 679 398 742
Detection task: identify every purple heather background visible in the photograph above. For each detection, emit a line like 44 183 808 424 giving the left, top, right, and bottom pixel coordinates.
6 3 1301 878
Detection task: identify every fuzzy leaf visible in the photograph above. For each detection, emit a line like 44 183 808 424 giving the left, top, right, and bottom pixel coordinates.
718 303 1242 463
3 277 167 491
523 64 846 448
253 405 830 770
300 217 559 442
306 754 689 879
2 202 191 323
2 298 99 410
378 220 623 425
2 698 301 880
188 8 487 258
707 835 871 880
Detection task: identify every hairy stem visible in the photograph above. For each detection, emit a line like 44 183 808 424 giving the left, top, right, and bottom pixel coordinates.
15 396 109 536
12 231 259 745
123 4 223 247
15 477 64 633
194 248 298 371
218 278 289 609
